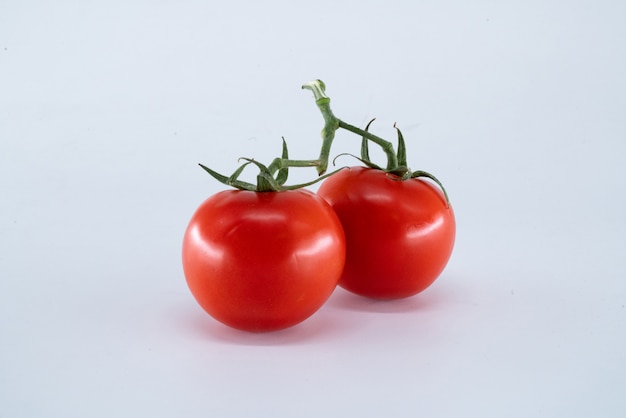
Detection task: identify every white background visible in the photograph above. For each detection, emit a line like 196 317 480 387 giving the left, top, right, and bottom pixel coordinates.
2 1 625 417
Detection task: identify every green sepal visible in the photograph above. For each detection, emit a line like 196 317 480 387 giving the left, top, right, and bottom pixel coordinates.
387 166 411 179
411 170 451 208
333 152 383 170
199 162 258 191
360 118 376 162
276 137 289 186
238 158 282 192
199 163 229 184
394 123 407 168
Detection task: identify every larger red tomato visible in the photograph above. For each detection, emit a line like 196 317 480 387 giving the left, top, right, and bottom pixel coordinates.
182 189 345 332
317 166 455 299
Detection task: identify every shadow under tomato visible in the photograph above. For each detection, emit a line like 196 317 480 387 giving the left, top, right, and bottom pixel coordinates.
180 304 357 346
324 285 450 314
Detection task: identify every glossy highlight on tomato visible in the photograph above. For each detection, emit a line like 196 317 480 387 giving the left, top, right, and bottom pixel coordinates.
182 189 346 332
318 166 455 299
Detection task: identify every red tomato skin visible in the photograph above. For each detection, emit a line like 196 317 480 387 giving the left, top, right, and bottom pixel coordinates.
182 189 345 332
317 166 455 299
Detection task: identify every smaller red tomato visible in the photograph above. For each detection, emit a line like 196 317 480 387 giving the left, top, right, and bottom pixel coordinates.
182 189 345 332
318 166 455 299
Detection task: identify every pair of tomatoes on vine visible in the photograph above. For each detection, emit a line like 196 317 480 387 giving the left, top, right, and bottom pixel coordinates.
182 81 456 332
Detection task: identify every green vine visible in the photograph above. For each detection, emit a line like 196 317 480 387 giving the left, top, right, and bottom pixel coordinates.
198 79 449 205
302 79 450 206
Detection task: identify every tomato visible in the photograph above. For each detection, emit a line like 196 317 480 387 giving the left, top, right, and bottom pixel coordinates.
182 189 346 332
317 166 455 299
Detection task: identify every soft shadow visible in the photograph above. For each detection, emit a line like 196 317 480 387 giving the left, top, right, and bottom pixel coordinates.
176 303 356 346
324 285 450 314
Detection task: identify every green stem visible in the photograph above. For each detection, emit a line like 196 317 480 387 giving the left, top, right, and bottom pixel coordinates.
302 79 398 174
302 80 338 175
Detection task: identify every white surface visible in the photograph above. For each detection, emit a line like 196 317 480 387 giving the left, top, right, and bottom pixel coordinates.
2 1 625 417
